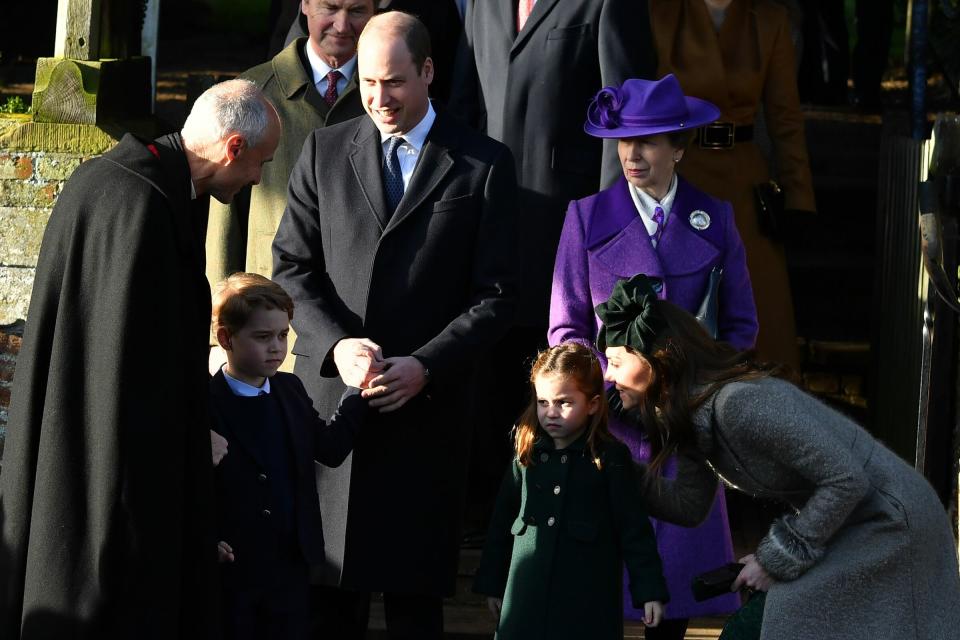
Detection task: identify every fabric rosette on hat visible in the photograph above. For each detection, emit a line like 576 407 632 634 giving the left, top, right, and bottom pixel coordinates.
595 274 668 353
584 74 721 139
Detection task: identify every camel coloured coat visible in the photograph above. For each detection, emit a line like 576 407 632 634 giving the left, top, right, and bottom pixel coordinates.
650 0 816 367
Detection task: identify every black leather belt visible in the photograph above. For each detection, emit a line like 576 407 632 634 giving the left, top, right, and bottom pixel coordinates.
697 123 754 149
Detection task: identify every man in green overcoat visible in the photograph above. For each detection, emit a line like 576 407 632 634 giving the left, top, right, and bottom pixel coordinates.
206 0 373 293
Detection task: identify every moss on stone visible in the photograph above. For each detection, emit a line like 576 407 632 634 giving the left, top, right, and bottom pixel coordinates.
0 121 119 154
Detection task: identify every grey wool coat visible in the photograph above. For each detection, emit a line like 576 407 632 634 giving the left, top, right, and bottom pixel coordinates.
474 435 668 639
638 377 960 640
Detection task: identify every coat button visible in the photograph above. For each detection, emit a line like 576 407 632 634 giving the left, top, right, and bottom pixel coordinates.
547 516 556 527
540 453 549 462
560 454 568 464
258 473 267 483
553 485 561 495
262 509 271 517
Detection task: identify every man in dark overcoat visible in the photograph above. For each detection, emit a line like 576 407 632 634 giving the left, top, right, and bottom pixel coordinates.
448 0 659 527
0 80 281 640
272 12 516 639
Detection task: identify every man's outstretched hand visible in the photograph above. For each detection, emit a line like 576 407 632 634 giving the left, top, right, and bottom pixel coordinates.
333 338 385 388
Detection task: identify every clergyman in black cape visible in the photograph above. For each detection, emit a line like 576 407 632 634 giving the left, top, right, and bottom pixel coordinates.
0 79 281 640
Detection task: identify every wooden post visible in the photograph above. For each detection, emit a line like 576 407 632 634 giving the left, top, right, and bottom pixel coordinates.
54 0 103 61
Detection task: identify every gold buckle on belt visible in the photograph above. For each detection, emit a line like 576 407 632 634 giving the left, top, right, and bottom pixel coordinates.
698 122 735 149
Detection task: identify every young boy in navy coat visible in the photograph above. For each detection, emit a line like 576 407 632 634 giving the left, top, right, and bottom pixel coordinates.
209 272 365 640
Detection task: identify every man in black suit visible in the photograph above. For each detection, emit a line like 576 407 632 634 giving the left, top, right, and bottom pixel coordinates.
448 0 657 533
272 11 517 639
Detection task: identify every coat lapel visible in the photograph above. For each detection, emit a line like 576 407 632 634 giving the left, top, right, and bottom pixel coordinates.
588 178 665 281
276 38 331 118
210 372 267 468
271 376 311 477
385 114 456 233
511 0 561 56
348 119 390 231
336 71 359 109
656 178 721 275
653 0 730 110
718 0 761 74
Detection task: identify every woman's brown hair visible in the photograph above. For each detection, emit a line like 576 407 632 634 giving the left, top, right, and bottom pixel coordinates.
514 342 613 469
633 300 788 474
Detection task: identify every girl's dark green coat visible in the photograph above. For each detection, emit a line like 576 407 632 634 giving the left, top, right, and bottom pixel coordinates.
474 434 669 639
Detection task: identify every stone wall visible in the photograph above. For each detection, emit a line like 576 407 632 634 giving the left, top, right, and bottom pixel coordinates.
0 121 106 452
0 149 87 324
0 324 22 460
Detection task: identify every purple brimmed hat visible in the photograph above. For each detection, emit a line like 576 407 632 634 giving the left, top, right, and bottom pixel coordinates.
584 74 721 139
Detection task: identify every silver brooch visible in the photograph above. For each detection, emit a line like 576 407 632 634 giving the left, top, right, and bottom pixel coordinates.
689 210 711 230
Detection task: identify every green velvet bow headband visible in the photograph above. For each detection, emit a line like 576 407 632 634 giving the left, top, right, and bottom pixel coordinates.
594 274 667 353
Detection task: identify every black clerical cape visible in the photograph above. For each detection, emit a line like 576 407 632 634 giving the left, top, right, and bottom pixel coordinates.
0 134 219 639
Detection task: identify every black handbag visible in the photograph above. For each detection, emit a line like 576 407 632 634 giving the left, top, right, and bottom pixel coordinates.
754 179 785 240
691 562 744 602
695 266 723 340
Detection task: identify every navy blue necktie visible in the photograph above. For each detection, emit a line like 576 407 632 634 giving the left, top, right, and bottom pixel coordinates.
383 136 405 216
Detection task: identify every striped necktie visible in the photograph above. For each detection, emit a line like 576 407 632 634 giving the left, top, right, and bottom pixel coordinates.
517 0 537 31
652 206 665 246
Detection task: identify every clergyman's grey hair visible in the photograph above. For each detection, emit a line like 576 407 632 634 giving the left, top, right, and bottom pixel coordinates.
182 78 270 149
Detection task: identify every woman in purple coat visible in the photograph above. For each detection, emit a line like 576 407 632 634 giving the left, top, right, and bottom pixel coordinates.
548 75 758 638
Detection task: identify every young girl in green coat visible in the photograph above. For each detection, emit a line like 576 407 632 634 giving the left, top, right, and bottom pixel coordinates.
473 343 669 639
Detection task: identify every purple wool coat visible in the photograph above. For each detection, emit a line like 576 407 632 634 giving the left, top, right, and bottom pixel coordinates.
549 175 758 619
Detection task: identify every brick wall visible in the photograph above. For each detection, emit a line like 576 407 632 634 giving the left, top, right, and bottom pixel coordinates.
0 148 89 454
0 323 23 461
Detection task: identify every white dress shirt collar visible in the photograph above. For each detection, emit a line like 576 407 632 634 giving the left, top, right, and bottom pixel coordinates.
627 174 678 245
304 42 358 88
379 102 437 190
378 101 436 151
222 365 271 397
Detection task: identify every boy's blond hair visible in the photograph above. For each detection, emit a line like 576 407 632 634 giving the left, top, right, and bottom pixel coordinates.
212 273 294 335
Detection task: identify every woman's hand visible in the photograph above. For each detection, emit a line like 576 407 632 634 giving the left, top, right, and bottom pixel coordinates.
732 553 774 592
643 600 664 627
486 597 503 620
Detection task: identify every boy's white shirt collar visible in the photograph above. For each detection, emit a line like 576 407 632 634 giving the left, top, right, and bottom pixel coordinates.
222 364 271 396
